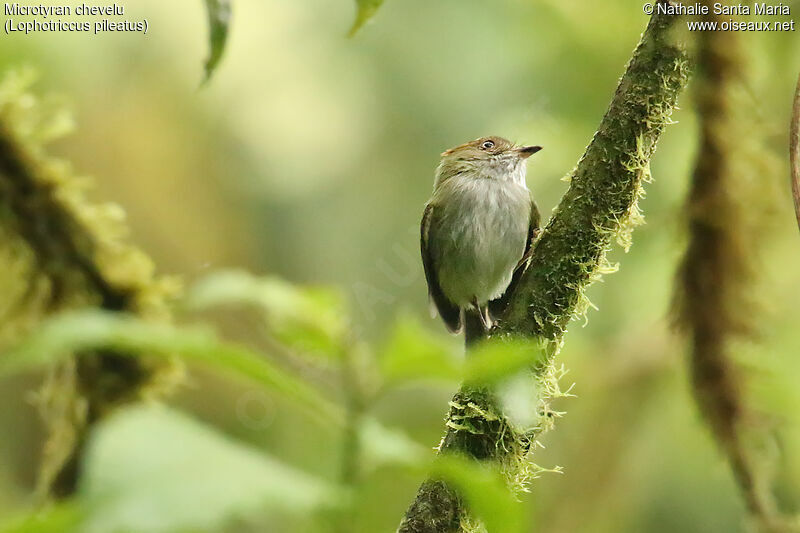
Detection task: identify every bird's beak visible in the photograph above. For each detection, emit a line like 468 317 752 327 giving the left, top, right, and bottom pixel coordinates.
517 145 543 159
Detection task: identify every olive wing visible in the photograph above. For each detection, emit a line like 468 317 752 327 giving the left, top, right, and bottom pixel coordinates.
421 203 462 333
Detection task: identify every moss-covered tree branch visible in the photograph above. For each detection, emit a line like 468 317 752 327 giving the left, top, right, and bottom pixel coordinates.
673 16 799 533
399 9 691 532
0 72 177 498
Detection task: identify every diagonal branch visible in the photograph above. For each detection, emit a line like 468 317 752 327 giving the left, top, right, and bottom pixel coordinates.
399 8 692 532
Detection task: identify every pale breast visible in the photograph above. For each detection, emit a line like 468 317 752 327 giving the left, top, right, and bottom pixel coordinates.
429 177 531 307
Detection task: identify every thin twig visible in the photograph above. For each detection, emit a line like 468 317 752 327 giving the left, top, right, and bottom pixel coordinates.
790 72 800 234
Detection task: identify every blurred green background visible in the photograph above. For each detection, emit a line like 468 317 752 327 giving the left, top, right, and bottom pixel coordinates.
1 0 800 531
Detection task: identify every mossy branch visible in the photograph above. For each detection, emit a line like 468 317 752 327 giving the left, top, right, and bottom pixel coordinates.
399 9 691 532
673 16 799 533
0 72 177 499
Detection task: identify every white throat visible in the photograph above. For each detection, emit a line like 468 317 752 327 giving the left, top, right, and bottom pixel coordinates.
483 157 528 188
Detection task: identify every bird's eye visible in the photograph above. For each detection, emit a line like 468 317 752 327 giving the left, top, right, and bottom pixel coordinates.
481 140 495 150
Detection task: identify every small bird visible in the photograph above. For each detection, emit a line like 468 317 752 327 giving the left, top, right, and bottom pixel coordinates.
420 136 542 335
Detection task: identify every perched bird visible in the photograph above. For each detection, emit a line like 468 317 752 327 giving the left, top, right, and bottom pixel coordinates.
420 136 542 335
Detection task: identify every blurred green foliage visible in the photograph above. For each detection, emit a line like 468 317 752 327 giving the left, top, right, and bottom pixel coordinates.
0 1 799 532
0 274 536 531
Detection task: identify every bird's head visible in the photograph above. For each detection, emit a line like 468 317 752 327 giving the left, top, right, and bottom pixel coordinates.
435 136 542 188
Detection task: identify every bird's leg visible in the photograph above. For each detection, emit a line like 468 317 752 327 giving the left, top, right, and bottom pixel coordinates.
515 242 537 272
482 306 493 329
514 228 541 272
471 297 491 331
515 250 533 271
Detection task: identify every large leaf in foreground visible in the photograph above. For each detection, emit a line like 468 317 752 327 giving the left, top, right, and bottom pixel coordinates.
79 406 336 533
378 316 546 388
378 316 461 385
433 456 525 533
0 310 341 423
0 506 84 533
187 270 348 359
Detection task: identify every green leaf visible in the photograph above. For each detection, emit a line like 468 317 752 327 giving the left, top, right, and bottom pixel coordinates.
203 0 232 82
348 0 385 37
464 338 547 386
359 417 429 471
0 310 342 424
186 270 348 359
79 406 337 533
378 316 461 386
0 506 84 533
378 318 545 389
434 456 525 533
